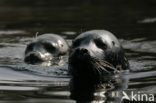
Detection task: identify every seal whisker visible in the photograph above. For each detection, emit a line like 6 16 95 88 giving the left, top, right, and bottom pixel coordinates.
90 58 110 74
90 56 118 74
35 32 39 39
91 60 103 76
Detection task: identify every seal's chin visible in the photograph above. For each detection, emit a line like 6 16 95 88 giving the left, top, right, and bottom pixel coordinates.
24 51 52 65
69 53 100 82
69 49 119 83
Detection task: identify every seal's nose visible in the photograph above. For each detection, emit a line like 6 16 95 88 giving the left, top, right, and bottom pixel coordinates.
29 53 39 59
24 52 42 64
75 48 89 55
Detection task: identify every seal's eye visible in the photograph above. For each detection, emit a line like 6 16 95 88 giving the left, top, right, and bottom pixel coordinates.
112 41 115 46
94 39 107 49
43 43 56 53
25 43 35 54
26 43 34 51
72 40 80 48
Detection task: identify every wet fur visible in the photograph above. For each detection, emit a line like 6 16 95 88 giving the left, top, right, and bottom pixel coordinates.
68 30 129 83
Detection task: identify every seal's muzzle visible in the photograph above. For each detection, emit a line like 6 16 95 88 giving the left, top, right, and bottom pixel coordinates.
24 51 52 64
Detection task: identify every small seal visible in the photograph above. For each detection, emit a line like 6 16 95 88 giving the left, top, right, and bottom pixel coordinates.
69 30 129 82
24 33 69 64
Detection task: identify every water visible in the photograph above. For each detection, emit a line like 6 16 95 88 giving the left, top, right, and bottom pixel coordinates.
0 0 156 103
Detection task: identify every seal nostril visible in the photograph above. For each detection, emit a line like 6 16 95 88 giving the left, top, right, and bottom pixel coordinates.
25 53 42 64
75 48 89 55
80 48 88 54
75 48 80 54
29 53 35 58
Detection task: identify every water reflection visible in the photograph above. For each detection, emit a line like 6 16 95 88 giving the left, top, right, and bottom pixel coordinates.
69 72 129 103
69 69 156 102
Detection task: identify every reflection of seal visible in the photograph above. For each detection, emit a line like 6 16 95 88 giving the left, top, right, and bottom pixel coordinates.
24 33 69 64
69 30 129 82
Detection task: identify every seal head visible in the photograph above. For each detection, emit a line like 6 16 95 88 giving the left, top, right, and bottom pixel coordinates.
24 33 69 64
69 30 129 82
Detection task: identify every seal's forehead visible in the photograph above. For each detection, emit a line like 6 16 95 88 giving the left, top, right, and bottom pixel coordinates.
35 37 64 49
76 30 120 46
76 30 113 42
37 37 58 42
77 30 112 39
76 32 98 40
36 34 63 43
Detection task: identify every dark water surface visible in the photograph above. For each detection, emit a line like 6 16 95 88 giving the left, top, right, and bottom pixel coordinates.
0 0 156 103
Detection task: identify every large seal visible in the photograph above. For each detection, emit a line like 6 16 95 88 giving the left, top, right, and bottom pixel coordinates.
24 33 69 64
69 30 129 82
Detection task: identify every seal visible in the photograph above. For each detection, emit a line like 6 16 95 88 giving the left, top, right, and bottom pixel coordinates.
24 33 69 64
69 30 129 82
